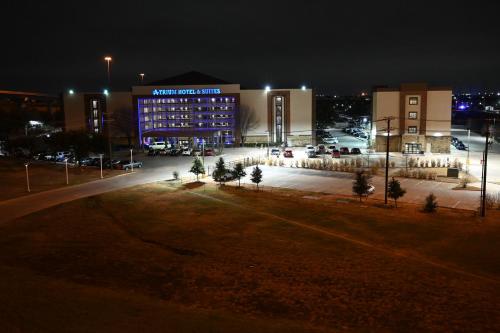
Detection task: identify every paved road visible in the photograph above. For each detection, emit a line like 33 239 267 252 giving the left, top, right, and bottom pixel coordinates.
236 165 500 211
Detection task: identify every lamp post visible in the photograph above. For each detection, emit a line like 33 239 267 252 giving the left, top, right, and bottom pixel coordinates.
24 163 30 192
266 131 270 158
104 56 112 86
130 148 134 172
65 158 69 185
99 154 103 179
139 73 145 85
466 128 471 174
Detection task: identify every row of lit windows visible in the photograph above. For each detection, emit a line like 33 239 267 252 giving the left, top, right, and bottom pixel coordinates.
142 106 233 112
140 97 236 104
144 122 231 129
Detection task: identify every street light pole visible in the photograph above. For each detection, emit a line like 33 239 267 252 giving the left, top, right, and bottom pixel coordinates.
24 163 30 192
65 159 69 185
480 126 490 217
99 154 103 179
267 131 270 158
130 148 134 172
104 56 112 86
466 128 471 174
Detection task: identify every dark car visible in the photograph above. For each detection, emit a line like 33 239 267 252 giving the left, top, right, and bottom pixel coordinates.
169 149 182 156
331 149 340 158
339 147 350 155
148 149 159 156
455 142 467 150
284 148 293 158
203 148 215 156
350 148 361 155
316 145 327 154
78 157 94 166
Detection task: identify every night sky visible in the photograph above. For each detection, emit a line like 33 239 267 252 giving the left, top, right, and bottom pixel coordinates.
2 0 499 94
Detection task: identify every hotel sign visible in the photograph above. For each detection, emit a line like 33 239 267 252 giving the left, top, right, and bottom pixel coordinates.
152 88 221 96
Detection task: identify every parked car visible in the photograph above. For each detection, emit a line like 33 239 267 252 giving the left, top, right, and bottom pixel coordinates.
159 148 170 156
306 150 317 158
182 148 192 156
284 148 294 158
305 145 315 153
203 148 215 156
103 159 120 168
192 149 201 156
451 136 459 145
150 141 167 150
358 132 368 139
212 170 235 182
331 149 341 158
148 149 159 156
339 147 350 155
327 145 336 153
350 147 362 155
316 145 327 154
271 148 281 156
55 151 72 162
78 157 94 166
455 142 467 150
169 149 182 156
323 137 339 144
115 160 143 171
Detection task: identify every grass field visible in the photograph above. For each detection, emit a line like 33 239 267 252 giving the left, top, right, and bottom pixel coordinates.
0 182 499 332
0 158 122 201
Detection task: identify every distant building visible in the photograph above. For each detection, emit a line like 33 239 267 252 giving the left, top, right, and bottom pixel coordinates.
0 90 63 139
371 83 452 154
63 71 315 147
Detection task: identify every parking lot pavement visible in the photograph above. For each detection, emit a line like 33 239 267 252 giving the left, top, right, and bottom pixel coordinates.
238 165 491 211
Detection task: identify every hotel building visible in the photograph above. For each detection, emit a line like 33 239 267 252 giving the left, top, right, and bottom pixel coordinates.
64 72 315 147
371 83 452 153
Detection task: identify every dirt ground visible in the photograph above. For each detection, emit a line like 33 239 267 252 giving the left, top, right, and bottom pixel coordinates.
0 158 122 201
0 182 499 332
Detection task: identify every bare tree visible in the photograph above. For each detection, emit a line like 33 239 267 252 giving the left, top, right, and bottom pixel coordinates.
239 106 259 145
112 107 134 147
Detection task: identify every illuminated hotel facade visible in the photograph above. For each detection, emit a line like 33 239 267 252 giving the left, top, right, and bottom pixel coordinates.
64 72 316 147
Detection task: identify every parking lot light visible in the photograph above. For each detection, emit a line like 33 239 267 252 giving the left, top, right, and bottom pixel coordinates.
24 163 30 192
99 154 103 179
69 89 74 95
65 159 69 185
130 149 134 172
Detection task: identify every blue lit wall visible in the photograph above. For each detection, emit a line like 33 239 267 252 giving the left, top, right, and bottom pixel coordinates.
137 95 237 144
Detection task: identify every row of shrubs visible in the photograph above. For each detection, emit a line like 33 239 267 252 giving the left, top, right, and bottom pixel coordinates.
395 169 438 180
265 157 395 175
407 157 463 170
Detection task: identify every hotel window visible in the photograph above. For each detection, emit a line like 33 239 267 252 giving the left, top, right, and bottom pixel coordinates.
409 97 419 105
408 112 417 119
408 126 417 134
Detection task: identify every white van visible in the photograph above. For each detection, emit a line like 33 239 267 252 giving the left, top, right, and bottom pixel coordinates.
150 141 167 150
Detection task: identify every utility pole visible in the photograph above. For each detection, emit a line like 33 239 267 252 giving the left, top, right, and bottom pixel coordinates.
383 116 395 205
480 122 491 217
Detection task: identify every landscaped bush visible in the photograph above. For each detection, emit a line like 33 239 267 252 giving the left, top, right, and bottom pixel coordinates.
423 193 438 212
355 158 362 168
379 158 386 168
431 159 436 167
419 160 425 168
408 157 416 168
390 160 396 168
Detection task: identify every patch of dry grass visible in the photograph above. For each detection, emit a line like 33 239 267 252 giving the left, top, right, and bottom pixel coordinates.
0 183 499 332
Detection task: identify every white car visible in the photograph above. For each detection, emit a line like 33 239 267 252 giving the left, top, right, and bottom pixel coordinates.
305 145 315 152
323 137 339 144
150 141 167 150
270 148 281 156
182 148 192 156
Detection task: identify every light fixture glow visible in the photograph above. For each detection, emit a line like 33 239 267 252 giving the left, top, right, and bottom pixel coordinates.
265 85 271 92
104 56 112 62
434 132 443 137
68 89 74 95
103 89 109 96
301 85 307 91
